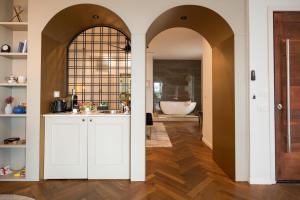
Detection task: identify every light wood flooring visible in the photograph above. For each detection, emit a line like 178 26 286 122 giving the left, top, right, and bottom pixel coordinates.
1 122 300 200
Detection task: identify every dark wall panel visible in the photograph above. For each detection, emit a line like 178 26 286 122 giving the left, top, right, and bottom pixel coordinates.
212 36 235 180
153 60 202 113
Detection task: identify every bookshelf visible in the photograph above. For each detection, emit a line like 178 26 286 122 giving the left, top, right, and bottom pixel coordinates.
0 0 28 181
0 52 27 59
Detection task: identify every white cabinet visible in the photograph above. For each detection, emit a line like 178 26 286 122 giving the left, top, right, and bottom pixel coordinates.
44 117 87 179
88 116 130 179
44 115 130 180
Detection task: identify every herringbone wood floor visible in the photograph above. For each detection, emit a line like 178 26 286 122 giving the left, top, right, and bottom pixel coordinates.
1 122 300 200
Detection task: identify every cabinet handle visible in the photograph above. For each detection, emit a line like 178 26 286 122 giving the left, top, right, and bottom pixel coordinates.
90 119 93 122
82 119 85 122
286 39 291 153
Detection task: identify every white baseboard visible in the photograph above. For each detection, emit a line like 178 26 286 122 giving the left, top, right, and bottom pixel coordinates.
202 137 213 149
249 177 276 185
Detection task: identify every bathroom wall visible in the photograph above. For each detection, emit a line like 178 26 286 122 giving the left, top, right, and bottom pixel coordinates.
153 59 201 113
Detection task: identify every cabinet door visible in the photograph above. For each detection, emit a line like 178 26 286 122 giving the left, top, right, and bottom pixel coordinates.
44 117 87 179
88 116 130 179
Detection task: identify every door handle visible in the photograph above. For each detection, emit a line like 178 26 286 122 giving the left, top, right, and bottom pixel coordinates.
82 119 85 122
89 119 93 122
286 39 291 152
277 104 283 111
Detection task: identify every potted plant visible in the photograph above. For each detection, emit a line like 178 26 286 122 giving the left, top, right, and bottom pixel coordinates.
4 96 14 114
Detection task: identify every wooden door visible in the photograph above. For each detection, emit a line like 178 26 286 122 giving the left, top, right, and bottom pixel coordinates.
274 12 300 181
87 116 130 179
44 116 88 179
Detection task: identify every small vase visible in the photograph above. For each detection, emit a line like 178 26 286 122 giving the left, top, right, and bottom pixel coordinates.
5 104 13 114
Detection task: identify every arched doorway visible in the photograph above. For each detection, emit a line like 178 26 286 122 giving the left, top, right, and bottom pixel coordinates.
146 5 235 179
40 4 131 179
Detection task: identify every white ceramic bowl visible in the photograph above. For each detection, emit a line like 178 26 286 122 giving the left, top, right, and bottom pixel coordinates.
18 76 27 83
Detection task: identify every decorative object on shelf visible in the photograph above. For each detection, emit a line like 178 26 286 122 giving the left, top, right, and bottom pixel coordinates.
14 168 26 177
20 102 27 108
10 5 24 22
3 138 25 145
6 74 17 84
13 105 26 114
0 165 12 176
17 40 27 53
17 75 27 84
4 96 14 114
0 44 11 53
4 137 20 144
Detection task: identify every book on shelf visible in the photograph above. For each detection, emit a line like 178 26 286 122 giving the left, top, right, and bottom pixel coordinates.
22 40 27 53
17 42 24 52
17 40 27 53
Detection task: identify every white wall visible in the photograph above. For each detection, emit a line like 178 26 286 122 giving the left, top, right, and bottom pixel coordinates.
146 52 153 113
28 0 248 181
249 0 300 184
201 38 213 149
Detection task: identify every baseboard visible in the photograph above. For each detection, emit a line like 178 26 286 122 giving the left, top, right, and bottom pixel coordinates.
249 177 276 185
202 137 213 149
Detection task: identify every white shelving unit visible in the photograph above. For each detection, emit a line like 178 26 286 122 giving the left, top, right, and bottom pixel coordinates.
0 144 26 149
0 0 28 181
0 53 27 59
0 83 27 87
0 172 26 181
0 22 28 31
0 114 26 117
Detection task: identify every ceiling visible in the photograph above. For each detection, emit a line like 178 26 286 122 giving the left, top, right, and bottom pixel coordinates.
148 27 203 60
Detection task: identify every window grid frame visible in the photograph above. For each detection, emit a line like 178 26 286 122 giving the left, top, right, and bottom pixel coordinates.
67 26 131 110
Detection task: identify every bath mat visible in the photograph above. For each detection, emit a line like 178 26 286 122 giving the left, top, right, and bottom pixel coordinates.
0 195 34 200
146 122 172 147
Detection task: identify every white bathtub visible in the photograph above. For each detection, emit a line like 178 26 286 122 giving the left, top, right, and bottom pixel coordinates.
160 101 197 115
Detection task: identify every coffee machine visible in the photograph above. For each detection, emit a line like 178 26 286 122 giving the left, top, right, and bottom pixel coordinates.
51 91 67 113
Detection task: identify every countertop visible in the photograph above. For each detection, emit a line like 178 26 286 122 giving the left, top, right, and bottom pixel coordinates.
43 111 131 117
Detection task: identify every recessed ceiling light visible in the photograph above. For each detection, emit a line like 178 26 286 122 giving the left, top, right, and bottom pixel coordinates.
92 14 100 20
180 16 188 21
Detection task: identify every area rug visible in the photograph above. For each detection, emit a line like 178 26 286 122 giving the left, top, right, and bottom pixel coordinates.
146 122 172 147
0 195 34 200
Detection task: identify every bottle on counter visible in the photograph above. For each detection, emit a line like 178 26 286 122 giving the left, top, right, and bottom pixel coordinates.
71 89 78 112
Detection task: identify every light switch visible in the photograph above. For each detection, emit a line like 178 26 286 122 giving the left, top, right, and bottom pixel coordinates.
53 91 60 98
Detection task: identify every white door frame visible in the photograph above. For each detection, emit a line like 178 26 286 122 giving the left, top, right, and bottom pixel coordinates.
267 5 300 184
